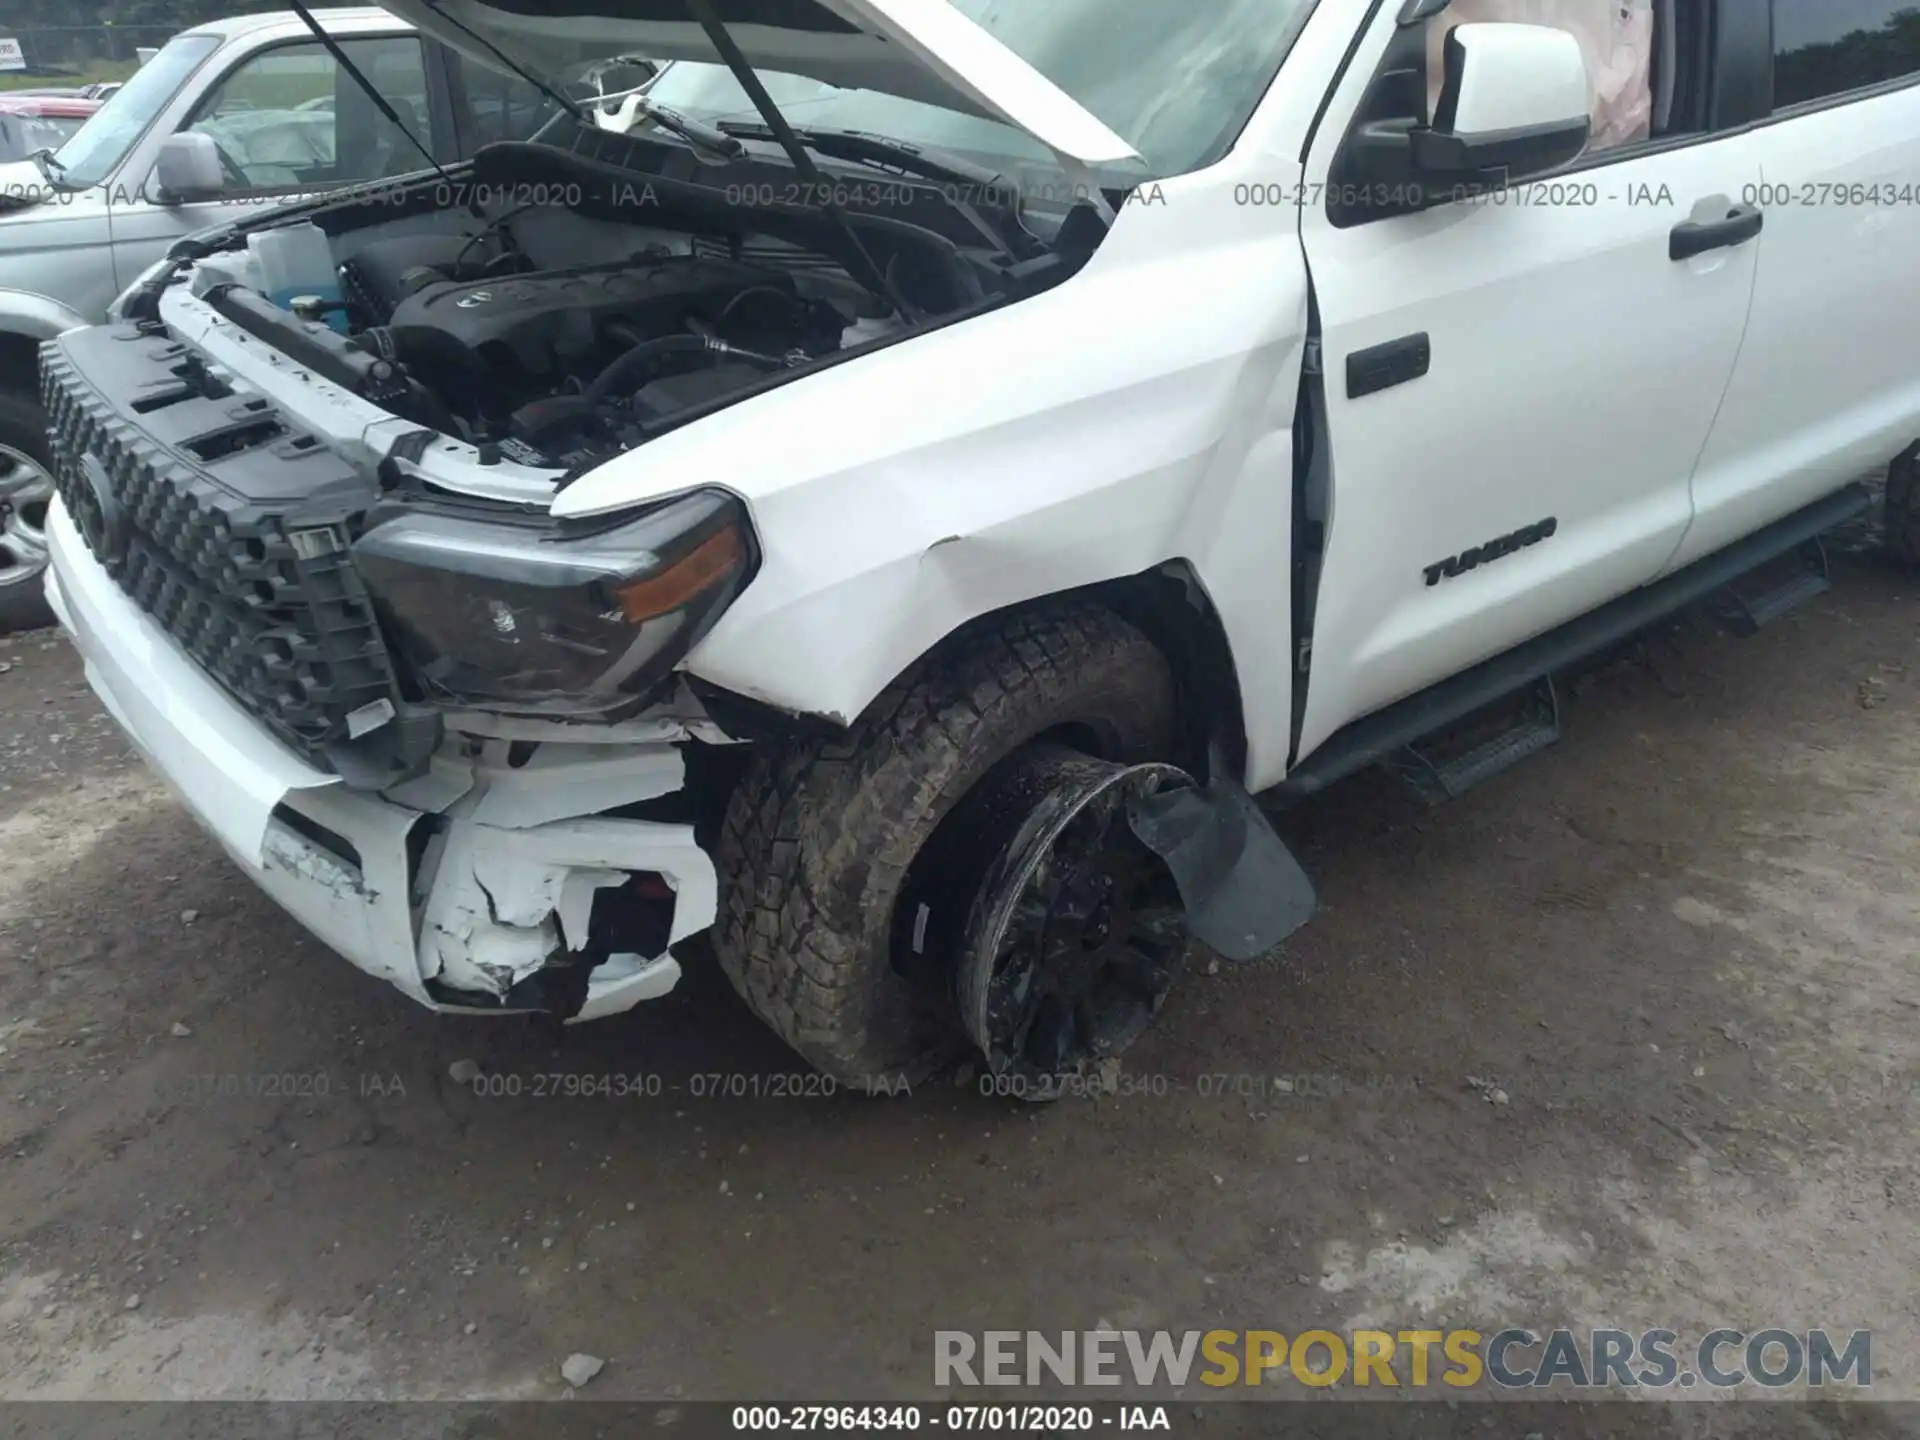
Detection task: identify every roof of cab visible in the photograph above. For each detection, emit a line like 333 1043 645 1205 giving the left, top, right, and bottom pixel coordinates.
178 8 414 43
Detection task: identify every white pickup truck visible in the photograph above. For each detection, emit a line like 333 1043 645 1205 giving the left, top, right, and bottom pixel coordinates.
38 0 1920 1097
0 7 558 630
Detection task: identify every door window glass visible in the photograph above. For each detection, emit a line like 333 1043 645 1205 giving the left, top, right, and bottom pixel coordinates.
184 37 431 194
1773 0 1920 109
452 56 560 146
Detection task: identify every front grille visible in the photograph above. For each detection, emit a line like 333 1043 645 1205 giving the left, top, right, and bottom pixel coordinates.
42 335 397 768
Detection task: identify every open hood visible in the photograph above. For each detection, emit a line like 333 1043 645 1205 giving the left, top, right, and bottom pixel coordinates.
378 0 1141 168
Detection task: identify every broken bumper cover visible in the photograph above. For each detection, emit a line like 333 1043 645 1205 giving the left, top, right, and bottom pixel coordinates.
45 497 717 1020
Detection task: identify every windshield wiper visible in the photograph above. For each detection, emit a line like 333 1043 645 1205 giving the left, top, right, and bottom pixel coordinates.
718 122 1005 193
718 121 1033 258
288 0 454 186
605 93 745 160
417 0 591 131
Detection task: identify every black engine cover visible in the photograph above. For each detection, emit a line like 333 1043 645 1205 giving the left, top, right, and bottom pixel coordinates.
385 256 788 379
338 233 474 320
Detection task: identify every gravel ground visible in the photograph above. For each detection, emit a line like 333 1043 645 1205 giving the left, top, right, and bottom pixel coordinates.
0 537 1917 1433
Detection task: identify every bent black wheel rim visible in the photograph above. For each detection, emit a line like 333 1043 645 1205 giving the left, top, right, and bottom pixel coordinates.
955 747 1189 1101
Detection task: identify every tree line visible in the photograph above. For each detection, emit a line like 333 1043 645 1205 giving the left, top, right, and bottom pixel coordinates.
1774 7 1920 107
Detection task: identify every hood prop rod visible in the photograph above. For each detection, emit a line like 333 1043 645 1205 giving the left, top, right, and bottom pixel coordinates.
682 0 920 322
288 0 455 188
417 0 593 133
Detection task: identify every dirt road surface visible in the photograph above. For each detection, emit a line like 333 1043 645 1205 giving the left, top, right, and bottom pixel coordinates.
1 536 1917 1433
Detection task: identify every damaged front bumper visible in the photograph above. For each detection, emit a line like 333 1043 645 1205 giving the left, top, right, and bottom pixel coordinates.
46 499 717 1020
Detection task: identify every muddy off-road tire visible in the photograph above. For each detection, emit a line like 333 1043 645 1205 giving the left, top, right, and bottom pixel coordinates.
714 604 1177 1088
1885 443 1920 566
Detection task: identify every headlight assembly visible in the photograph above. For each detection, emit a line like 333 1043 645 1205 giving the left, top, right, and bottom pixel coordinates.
351 488 753 719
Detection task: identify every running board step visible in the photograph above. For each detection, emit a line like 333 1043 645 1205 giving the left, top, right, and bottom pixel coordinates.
1385 678 1562 805
1711 538 1831 637
1271 485 1872 808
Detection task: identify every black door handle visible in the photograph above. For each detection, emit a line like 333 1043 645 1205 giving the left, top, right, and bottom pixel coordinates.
1670 204 1764 261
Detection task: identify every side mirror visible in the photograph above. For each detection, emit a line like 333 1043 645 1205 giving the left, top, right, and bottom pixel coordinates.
1412 23 1592 182
152 132 226 204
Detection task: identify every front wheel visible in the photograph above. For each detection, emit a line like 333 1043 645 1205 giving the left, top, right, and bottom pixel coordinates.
713 603 1177 1088
0 390 55 636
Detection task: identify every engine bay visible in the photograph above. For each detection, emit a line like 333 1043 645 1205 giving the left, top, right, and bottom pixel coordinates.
336 227 891 470
143 129 1098 483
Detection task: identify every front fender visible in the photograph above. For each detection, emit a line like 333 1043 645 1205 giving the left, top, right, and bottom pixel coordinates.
552 164 1311 787
677 366 1274 731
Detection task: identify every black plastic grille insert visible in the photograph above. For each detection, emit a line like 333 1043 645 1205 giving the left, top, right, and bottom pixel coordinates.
42 332 396 767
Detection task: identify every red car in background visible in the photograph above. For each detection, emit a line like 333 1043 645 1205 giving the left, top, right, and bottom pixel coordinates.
0 95 101 165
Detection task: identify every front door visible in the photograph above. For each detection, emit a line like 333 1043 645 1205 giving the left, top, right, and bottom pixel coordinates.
1292 0 1765 759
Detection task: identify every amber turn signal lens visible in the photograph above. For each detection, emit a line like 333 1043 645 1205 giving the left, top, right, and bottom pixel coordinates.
613 523 745 623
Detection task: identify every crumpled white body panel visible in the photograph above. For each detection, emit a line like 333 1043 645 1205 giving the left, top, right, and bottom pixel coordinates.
48 504 717 1021
551 156 1316 789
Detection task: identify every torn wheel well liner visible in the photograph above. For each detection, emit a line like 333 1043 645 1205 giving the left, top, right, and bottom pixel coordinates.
1086 568 1248 782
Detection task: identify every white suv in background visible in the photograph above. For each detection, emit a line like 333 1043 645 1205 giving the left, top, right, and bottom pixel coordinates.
36 0 1920 1096
0 8 555 630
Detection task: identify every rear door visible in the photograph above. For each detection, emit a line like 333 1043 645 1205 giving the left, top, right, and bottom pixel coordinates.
1293 0 1764 759
1669 0 1920 568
